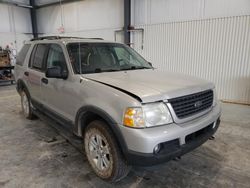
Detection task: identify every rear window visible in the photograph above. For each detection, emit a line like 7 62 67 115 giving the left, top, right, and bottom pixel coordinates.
31 44 47 70
16 44 31 66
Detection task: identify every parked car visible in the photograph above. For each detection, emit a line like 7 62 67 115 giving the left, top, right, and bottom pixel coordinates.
15 36 221 182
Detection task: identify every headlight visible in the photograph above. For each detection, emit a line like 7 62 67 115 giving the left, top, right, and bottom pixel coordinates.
213 88 218 106
123 103 173 128
143 103 173 127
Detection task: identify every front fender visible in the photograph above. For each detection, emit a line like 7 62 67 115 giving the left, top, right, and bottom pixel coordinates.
74 105 129 158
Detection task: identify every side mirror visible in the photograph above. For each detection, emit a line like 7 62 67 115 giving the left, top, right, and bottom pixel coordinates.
46 66 68 79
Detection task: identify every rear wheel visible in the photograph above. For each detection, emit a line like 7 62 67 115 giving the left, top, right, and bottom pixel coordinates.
84 120 130 182
20 89 36 119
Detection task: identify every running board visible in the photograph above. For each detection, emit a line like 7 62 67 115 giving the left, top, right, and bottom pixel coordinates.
33 109 84 154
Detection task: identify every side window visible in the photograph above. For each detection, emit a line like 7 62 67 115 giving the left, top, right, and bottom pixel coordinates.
29 45 37 68
31 44 47 71
16 44 31 66
46 44 67 72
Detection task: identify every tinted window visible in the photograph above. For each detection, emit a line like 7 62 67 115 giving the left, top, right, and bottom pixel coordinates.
46 44 67 72
16 44 31 66
29 45 37 68
32 44 47 70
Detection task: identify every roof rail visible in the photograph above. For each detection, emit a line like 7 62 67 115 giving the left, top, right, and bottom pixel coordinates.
30 36 104 41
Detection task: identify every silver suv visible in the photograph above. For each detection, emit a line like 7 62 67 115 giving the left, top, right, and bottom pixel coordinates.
15 36 221 182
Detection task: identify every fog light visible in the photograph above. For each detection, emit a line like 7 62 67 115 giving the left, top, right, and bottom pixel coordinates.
153 144 162 154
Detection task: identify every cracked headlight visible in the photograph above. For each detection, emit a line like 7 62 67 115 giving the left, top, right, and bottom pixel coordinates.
123 103 173 128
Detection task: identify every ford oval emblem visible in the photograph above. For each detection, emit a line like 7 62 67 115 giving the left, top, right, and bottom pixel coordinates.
194 101 202 108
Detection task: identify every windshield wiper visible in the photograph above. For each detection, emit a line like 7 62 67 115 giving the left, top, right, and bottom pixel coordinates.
93 66 152 73
121 66 152 71
94 68 120 73
135 66 152 69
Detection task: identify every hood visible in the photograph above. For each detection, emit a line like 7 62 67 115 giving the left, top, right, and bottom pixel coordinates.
83 69 214 103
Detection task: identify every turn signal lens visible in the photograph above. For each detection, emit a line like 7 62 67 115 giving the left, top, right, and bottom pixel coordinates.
123 107 145 128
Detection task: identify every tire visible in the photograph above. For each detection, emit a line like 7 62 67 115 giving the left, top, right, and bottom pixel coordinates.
20 89 36 119
84 120 131 182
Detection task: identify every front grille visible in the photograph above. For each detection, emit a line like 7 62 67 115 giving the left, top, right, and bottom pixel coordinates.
168 90 213 119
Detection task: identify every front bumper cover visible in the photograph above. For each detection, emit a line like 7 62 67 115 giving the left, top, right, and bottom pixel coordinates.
125 118 220 166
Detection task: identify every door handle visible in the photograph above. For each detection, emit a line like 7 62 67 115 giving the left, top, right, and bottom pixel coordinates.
41 78 48 84
24 71 29 76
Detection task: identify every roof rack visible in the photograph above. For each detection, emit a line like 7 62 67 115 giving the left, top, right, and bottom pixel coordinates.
30 36 104 41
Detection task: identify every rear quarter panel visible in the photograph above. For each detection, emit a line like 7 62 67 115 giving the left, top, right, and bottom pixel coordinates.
15 43 34 92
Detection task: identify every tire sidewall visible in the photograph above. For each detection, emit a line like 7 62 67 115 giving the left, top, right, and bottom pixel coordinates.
84 121 120 181
21 90 31 119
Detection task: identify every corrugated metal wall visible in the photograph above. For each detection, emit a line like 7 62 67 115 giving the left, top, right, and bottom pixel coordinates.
40 27 124 42
36 0 123 38
132 15 250 104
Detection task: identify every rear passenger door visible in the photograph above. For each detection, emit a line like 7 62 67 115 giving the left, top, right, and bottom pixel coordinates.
28 44 48 103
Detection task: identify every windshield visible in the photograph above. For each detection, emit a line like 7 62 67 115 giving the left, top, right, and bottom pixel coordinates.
66 43 152 74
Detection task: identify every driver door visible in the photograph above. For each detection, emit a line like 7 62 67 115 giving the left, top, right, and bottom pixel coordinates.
41 43 73 121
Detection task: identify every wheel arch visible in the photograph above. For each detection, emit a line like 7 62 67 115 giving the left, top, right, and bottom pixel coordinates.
16 79 30 96
74 105 129 157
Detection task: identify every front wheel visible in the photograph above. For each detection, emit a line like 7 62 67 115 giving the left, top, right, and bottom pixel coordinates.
84 120 130 182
